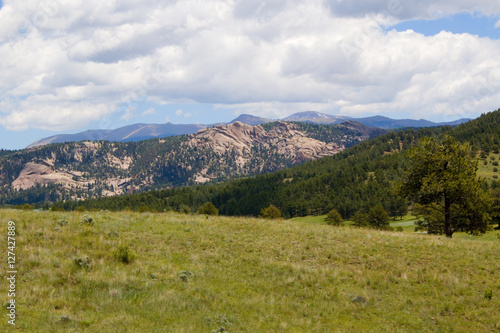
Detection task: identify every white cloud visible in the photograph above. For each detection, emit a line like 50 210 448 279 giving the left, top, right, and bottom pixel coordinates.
1 0 500 131
141 108 156 116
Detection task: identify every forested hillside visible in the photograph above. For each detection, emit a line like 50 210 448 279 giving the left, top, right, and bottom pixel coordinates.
63 110 500 220
0 121 383 205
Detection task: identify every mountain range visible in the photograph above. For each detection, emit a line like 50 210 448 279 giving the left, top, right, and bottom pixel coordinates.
28 111 470 147
65 109 500 218
0 120 385 205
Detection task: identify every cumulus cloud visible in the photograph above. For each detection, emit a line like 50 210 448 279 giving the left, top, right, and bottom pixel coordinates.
0 0 500 130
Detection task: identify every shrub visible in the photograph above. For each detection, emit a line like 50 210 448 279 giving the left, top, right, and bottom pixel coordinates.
211 315 232 333
179 205 192 214
367 205 391 230
259 205 282 219
352 211 369 227
57 219 69 227
178 271 194 282
138 205 153 213
76 206 87 212
81 215 94 225
325 209 344 226
114 246 134 264
16 203 34 210
396 226 404 232
74 257 92 270
197 202 219 216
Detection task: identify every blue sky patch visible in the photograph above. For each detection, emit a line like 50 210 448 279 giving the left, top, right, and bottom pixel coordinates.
392 12 500 39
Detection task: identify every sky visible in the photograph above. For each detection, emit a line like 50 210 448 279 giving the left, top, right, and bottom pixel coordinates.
1 1 500 150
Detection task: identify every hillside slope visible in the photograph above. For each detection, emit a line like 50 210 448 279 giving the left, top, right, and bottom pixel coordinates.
2 209 499 332
0 121 384 205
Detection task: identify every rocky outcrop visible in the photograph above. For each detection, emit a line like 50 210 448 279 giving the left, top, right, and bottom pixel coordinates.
188 122 343 182
12 161 58 190
190 121 341 158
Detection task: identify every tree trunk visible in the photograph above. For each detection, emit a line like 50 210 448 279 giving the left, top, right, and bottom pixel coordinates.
444 193 452 238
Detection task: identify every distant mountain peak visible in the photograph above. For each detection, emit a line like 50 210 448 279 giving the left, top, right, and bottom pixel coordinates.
228 114 274 126
284 111 334 120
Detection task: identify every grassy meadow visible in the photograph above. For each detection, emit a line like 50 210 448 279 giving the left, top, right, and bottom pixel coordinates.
478 153 500 180
1 209 500 332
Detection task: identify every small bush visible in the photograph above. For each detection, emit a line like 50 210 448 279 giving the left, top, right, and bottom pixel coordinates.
76 206 87 212
57 219 69 227
367 204 391 230
138 205 153 213
114 246 134 264
16 203 34 210
396 226 404 232
493 161 499 166
351 211 369 227
260 204 282 219
179 205 192 214
197 202 219 216
74 257 92 270
325 209 344 226
58 316 73 324
178 271 194 282
81 215 94 225
211 315 232 333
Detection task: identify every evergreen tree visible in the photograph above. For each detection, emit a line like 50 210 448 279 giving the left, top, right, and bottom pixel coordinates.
352 211 369 227
260 205 282 219
325 209 344 226
197 202 219 216
367 204 391 230
398 136 491 238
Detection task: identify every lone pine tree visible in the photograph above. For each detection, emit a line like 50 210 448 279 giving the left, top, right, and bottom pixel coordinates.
398 135 491 238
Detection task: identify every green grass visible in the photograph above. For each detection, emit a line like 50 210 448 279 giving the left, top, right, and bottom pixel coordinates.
1 209 500 332
288 215 328 225
292 214 420 230
477 153 500 181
